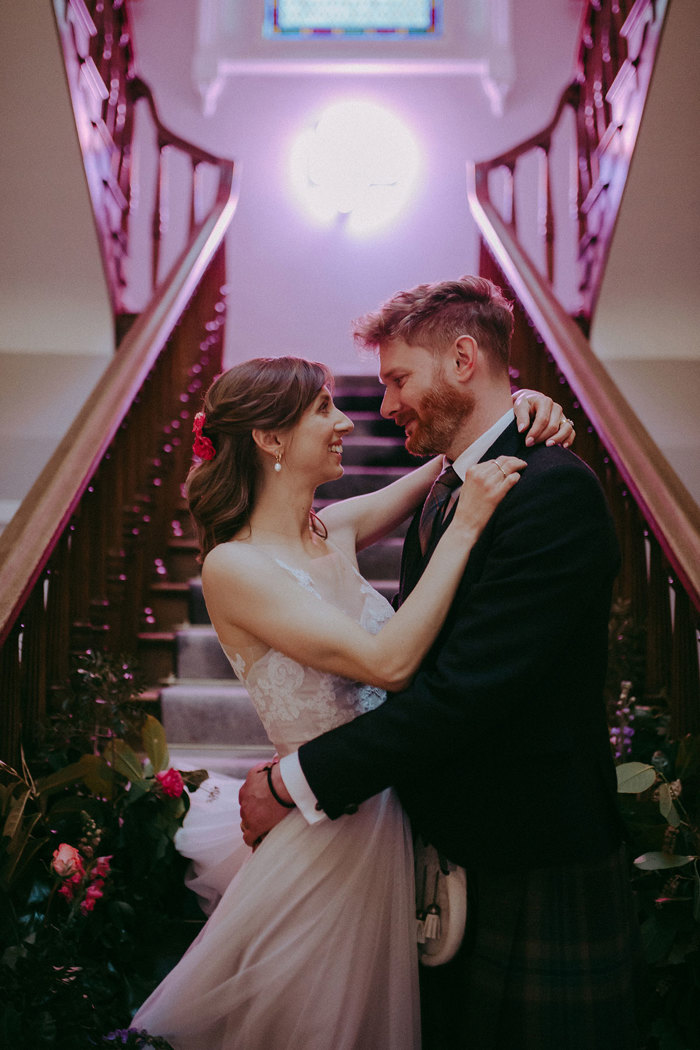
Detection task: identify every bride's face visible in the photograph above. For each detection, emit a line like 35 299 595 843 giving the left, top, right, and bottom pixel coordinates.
284 386 353 484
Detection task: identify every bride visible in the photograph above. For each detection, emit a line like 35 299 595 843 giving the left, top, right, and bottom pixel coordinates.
132 356 567 1049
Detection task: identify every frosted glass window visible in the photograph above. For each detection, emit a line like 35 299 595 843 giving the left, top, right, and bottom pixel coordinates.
264 0 441 37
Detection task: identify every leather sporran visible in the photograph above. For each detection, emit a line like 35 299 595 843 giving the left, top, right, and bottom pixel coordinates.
415 837 467 967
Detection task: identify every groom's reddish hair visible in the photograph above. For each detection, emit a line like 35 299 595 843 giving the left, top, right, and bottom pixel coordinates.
352 275 514 373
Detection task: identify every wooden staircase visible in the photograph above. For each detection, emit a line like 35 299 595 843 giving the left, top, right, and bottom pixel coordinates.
0 0 238 767
467 0 700 735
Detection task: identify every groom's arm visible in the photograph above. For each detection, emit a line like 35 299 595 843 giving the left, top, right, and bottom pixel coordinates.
296 456 618 818
241 454 617 839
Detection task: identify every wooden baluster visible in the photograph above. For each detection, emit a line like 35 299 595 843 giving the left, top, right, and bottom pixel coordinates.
669 586 700 738
504 163 516 231
645 539 673 698
45 536 72 704
0 622 22 765
152 146 165 292
190 158 199 236
19 585 48 751
538 144 555 284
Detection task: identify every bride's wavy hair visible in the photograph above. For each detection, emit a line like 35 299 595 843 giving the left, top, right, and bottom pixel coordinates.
186 356 333 560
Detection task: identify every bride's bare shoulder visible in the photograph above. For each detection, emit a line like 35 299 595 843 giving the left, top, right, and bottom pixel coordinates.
202 541 273 583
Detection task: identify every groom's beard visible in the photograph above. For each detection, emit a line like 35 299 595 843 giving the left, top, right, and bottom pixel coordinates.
406 378 474 458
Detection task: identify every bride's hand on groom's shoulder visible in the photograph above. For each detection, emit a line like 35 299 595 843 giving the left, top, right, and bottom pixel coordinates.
512 389 575 447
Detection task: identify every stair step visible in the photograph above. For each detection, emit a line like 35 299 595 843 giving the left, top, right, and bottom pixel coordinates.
357 537 403 579
314 499 410 538
188 577 209 624
148 580 191 629
177 625 235 679
340 434 415 467
317 465 407 500
167 537 201 582
138 631 177 683
160 680 270 746
343 412 405 438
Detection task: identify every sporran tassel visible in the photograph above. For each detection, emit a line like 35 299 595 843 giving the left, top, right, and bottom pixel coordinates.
423 871 442 941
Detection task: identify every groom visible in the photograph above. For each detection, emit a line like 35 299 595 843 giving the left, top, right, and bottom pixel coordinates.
240 276 640 1048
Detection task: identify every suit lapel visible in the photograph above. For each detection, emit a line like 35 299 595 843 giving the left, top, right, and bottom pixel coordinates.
399 420 523 603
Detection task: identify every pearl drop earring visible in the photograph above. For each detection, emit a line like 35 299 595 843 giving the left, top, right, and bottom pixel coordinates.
274 451 283 473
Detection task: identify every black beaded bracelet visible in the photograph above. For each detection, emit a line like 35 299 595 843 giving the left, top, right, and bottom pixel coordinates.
266 763 296 808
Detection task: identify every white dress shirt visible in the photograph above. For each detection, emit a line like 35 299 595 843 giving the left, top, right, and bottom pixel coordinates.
279 408 516 822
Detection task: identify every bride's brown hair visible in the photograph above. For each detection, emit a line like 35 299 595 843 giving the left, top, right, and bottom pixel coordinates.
186 356 333 559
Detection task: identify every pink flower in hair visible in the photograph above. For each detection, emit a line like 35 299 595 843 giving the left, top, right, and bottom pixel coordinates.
193 412 216 461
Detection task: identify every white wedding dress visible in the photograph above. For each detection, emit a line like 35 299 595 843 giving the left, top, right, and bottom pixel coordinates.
132 549 420 1050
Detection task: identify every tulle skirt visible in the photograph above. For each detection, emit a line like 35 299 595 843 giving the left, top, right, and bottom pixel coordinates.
133 774 420 1050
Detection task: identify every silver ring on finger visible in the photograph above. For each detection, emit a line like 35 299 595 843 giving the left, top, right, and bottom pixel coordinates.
496 462 508 479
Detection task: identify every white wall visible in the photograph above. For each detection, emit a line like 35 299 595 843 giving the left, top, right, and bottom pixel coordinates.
0 1 114 518
591 0 700 505
129 0 581 374
592 0 700 364
0 1 113 357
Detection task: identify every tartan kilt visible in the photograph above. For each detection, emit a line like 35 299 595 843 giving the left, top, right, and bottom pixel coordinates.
420 844 643 1050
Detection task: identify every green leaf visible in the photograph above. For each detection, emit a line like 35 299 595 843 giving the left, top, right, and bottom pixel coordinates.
657 783 681 827
182 769 209 791
616 762 657 793
124 779 150 804
106 739 144 782
35 760 91 797
634 851 696 870
0 812 43 889
141 715 169 774
76 754 115 796
2 788 31 842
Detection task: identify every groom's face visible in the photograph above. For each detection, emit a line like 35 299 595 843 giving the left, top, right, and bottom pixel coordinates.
378 339 473 458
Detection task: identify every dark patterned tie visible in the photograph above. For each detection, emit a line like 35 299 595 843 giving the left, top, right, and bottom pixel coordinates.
418 464 461 555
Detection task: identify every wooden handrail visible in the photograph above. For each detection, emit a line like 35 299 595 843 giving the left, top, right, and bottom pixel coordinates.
468 163 700 610
477 0 669 326
0 163 238 648
480 83 579 171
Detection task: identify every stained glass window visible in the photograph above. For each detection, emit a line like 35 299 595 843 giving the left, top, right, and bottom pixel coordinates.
264 0 441 38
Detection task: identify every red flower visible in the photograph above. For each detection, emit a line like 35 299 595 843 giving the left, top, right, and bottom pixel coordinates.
192 413 216 461
156 768 185 798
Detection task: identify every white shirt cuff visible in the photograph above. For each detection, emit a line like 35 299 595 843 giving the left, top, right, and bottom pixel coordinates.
279 752 326 824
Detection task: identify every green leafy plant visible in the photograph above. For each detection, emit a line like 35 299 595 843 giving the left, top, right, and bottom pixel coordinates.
0 652 207 1050
617 739 700 1049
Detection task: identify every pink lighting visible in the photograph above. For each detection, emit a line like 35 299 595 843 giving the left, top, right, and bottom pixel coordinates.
290 99 421 235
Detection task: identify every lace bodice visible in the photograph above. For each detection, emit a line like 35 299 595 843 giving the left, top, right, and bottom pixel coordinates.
220 549 393 756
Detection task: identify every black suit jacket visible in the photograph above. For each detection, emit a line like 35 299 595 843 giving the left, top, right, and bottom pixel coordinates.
299 421 623 870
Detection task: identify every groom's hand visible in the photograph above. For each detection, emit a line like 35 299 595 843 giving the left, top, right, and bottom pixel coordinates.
239 761 293 847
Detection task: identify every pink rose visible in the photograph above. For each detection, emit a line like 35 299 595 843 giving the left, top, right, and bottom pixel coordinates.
52 843 84 879
156 768 184 798
80 897 96 915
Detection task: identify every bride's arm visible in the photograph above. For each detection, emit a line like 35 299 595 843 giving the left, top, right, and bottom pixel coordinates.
202 456 525 694
319 455 443 555
320 390 572 553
